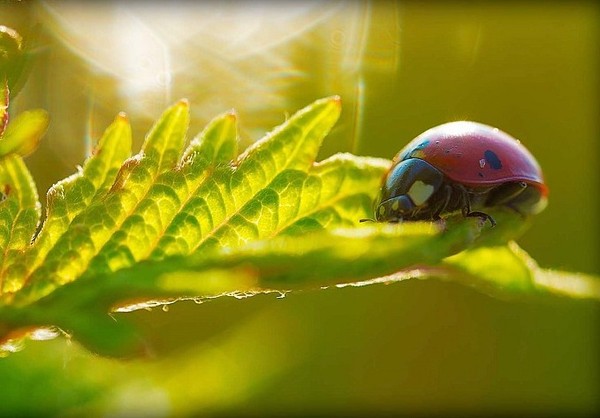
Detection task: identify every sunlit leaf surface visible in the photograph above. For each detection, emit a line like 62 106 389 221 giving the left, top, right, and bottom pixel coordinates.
0 97 598 357
0 109 49 157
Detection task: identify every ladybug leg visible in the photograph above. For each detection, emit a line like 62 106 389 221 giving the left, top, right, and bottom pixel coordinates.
432 184 452 219
487 181 528 207
457 184 474 217
466 211 496 227
457 184 496 227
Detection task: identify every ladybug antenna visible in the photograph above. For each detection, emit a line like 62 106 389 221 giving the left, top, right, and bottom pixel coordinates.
359 218 375 223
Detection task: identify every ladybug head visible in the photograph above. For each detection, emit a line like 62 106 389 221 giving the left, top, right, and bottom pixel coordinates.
375 158 444 222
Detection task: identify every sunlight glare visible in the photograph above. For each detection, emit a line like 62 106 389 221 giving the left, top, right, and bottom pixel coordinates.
39 1 399 123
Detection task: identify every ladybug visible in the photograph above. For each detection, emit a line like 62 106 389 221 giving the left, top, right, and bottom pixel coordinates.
373 121 548 226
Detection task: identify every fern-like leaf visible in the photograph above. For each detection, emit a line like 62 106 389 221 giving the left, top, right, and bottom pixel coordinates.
0 97 598 356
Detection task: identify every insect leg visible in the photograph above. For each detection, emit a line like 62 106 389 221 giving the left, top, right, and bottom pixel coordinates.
457 184 496 227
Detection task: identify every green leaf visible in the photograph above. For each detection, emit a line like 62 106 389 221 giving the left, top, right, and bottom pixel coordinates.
0 154 40 293
0 25 30 99
442 242 600 300
0 97 598 357
0 78 7 137
0 109 49 157
0 100 372 302
1 220 482 356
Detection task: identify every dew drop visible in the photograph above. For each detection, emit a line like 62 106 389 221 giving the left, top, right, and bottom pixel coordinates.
0 339 25 357
30 327 60 341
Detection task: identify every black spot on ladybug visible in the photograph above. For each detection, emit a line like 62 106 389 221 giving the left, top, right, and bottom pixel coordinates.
478 172 484 178
484 150 502 169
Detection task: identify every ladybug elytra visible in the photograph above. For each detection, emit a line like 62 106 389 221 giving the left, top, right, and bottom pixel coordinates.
373 121 548 226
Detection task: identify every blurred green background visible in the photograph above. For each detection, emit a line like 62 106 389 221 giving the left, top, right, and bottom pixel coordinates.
1 1 599 416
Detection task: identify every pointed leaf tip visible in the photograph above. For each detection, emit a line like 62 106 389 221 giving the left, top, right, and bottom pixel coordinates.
140 99 190 171
116 112 128 122
312 96 341 109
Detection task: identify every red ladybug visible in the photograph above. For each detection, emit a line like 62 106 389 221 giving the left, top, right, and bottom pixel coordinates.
374 121 548 226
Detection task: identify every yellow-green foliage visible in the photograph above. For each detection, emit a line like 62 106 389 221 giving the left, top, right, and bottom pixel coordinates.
0 98 598 357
